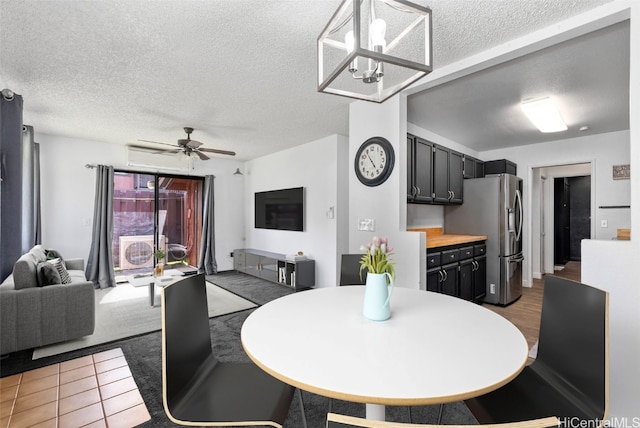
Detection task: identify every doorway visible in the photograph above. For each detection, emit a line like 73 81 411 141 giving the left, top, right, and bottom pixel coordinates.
554 176 591 264
112 171 204 274
532 163 592 279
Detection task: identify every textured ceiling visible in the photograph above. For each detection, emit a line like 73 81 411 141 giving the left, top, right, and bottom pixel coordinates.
408 20 630 151
0 0 618 161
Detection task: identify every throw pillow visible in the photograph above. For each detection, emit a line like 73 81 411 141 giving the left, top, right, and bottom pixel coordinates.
48 258 72 284
37 261 62 286
46 249 65 267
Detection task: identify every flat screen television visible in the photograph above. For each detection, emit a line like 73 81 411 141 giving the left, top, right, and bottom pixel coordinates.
255 187 304 231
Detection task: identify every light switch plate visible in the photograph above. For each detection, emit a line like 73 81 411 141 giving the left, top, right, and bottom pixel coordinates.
358 218 375 231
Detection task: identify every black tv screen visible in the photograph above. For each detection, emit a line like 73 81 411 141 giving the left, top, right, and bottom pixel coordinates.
255 187 304 231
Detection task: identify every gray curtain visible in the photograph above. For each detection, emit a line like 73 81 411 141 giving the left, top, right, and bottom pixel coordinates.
86 165 116 289
198 175 217 274
33 142 41 244
0 90 24 281
21 126 36 250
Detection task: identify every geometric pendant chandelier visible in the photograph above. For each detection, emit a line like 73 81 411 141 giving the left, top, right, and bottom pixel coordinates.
318 0 432 103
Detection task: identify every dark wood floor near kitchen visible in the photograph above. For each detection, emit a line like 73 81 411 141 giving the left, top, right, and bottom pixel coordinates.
483 261 581 354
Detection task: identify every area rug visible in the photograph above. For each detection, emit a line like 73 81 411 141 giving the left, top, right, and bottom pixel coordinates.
206 271 294 305
32 281 256 359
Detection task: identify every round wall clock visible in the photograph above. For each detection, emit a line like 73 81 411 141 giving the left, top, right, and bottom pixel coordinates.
354 136 395 186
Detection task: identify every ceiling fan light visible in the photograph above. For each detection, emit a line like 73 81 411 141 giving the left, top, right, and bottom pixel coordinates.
520 97 568 133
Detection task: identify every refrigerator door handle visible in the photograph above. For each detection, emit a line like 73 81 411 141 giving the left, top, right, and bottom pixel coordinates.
509 254 524 263
515 189 523 242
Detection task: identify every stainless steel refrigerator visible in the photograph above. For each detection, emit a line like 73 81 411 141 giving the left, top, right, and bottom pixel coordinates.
445 174 523 305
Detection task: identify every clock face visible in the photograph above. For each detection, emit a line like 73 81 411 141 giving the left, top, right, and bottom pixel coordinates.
354 137 395 186
358 143 387 179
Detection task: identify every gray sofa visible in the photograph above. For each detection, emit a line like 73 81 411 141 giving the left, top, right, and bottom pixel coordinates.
0 245 95 355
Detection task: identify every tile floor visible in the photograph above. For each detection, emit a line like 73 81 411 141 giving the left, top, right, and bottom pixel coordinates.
0 348 150 428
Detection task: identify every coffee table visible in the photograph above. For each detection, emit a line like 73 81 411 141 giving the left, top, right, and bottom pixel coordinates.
126 269 184 306
241 286 528 421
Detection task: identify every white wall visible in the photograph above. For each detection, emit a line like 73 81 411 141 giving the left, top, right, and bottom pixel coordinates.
348 97 424 290
243 134 348 288
35 132 245 272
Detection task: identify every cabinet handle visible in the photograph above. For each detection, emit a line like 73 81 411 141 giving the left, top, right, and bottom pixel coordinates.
416 186 421 195
438 271 444 282
442 270 448 282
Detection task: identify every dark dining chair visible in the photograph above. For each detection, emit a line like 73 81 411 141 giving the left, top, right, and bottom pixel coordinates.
161 273 306 427
340 254 367 286
326 412 559 428
465 276 609 427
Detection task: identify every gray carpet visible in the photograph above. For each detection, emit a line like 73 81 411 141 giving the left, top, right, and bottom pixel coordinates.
32 280 256 359
2 271 478 427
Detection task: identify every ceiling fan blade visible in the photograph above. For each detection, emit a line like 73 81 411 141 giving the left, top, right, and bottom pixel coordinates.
137 139 178 148
128 144 181 154
198 147 236 156
194 150 210 161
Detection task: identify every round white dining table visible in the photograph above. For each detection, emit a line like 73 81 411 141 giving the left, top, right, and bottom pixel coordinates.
241 286 528 421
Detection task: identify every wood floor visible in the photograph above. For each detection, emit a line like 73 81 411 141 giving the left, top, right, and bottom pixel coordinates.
482 261 581 356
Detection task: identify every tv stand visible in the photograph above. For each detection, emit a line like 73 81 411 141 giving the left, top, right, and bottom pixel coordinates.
233 249 315 291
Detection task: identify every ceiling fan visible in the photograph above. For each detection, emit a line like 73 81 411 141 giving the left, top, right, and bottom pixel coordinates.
129 127 236 160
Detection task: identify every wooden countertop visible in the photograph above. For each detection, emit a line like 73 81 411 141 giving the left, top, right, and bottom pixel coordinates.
408 227 487 249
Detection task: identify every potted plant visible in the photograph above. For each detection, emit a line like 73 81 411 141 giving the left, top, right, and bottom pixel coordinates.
359 236 395 321
359 236 395 280
153 249 166 277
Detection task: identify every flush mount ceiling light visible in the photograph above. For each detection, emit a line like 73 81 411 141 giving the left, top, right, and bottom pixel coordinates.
520 97 568 133
318 0 432 103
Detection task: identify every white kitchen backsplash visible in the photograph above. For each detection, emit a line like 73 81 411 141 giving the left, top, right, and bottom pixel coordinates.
407 203 444 229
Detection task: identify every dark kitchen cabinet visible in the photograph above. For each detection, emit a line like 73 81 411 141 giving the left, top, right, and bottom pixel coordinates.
484 159 517 176
426 263 458 295
407 134 464 205
427 268 440 292
426 241 486 302
433 145 463 204
464 155 485 179
473 254 487 301
407 134 434 203
449 150 464 203
440 262 459 296
459 258 474 300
